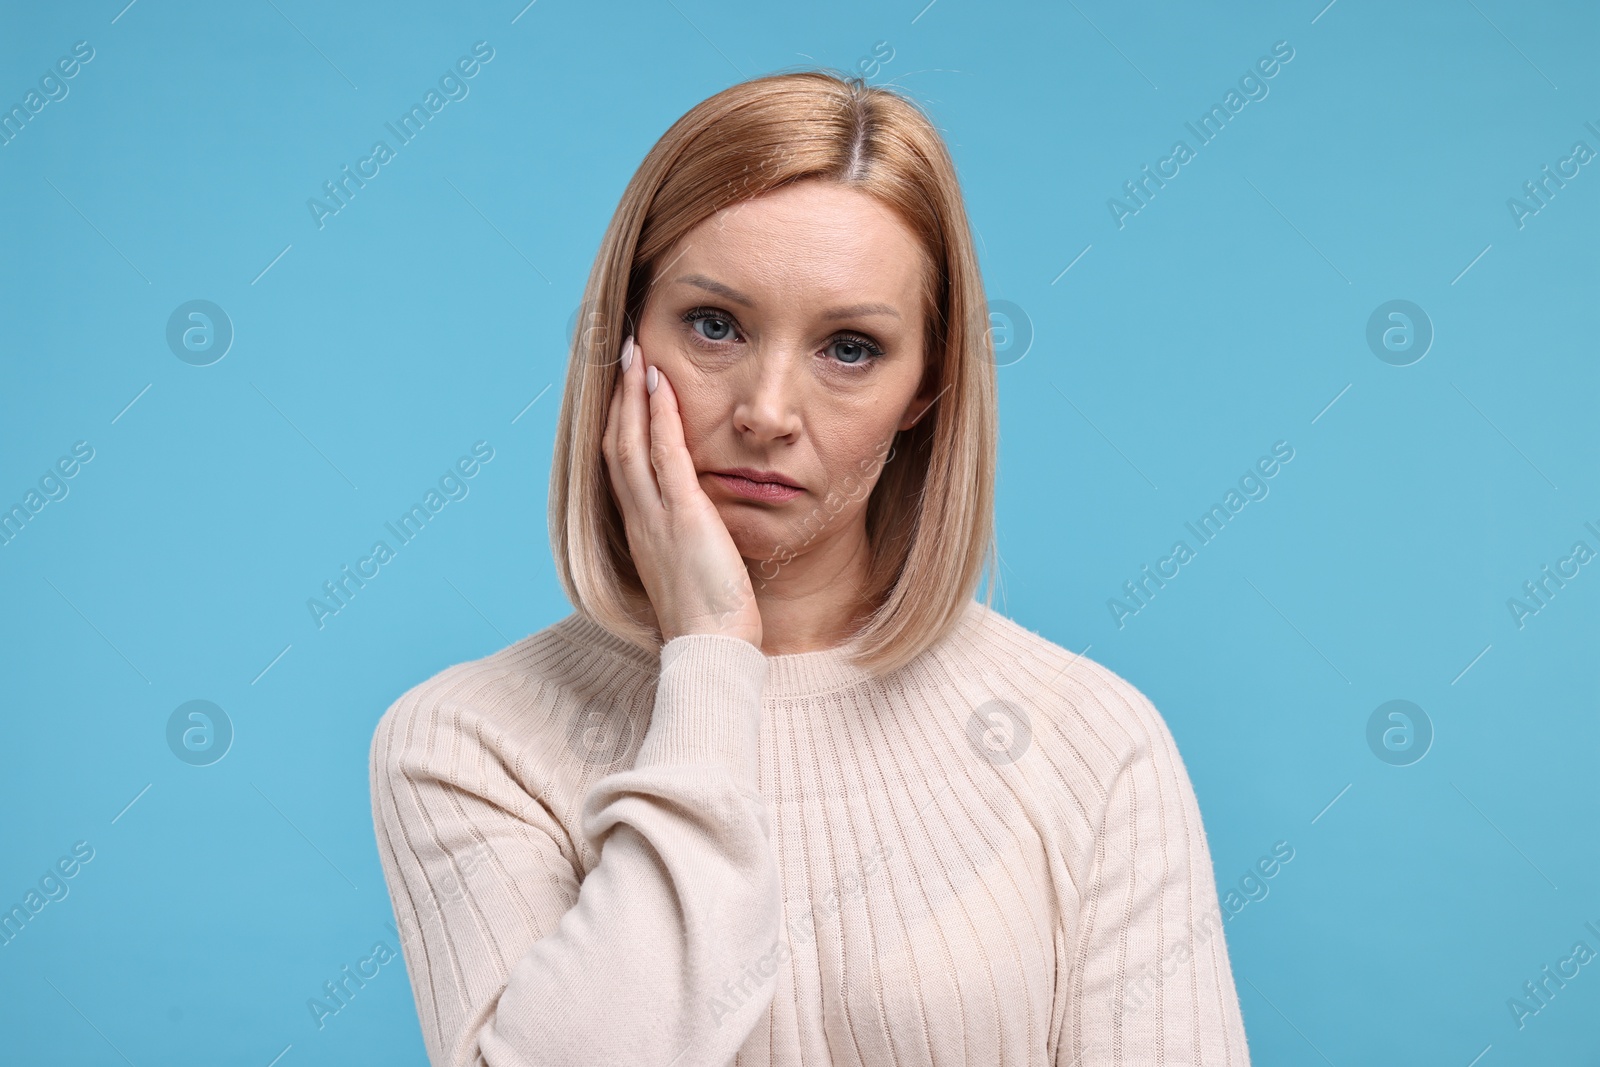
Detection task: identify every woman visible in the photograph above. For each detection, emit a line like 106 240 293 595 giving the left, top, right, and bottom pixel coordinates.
370 70 1250 1066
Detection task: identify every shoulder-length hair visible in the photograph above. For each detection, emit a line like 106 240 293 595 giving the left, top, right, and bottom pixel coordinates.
548 68 997 678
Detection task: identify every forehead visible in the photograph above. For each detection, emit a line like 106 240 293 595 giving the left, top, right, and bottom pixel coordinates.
661 181 928 312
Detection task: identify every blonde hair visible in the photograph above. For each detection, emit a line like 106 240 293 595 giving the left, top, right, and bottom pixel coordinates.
548 68 998 677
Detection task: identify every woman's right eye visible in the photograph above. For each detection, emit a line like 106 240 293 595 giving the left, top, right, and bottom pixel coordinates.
684 307 739 344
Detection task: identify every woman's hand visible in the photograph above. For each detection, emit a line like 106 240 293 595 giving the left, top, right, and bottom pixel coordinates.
602 334 763 649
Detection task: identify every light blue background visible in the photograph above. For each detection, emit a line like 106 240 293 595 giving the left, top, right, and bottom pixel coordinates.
3 1 1596 1064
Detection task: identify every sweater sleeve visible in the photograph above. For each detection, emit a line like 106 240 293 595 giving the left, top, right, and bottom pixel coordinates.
369 633 784 1067
1057 684 1252 1066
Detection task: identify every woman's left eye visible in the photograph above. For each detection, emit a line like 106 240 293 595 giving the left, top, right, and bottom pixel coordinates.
827 336 884 366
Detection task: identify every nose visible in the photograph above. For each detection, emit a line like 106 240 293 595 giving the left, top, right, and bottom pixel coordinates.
730 343 805 441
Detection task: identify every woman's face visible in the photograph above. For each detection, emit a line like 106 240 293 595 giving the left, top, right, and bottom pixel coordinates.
635 178 936 569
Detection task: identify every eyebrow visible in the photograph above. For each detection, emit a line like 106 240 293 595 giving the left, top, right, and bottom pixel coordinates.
673 273 902 321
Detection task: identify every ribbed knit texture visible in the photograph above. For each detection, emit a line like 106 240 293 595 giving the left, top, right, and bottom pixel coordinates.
369 598 1251 1066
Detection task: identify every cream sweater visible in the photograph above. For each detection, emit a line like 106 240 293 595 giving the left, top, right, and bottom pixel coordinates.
369 598 1251 1066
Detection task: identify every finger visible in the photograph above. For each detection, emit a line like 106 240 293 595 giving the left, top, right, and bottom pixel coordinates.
602 336 639 517
615 337 665 513
645 365 701 509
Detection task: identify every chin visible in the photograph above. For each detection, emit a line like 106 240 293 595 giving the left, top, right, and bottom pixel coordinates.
718 512 780 556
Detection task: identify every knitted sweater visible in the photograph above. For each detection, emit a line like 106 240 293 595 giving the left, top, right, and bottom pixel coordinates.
369 597 1251 1066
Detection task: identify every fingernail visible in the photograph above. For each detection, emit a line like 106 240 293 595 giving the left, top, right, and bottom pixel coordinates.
646 365 659 395
620 336 634 372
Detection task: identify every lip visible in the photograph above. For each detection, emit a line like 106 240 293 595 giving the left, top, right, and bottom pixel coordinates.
708 470 803 502
713 467 802 488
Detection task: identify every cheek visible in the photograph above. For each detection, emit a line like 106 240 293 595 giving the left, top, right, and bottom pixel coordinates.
661 367 721 462
818 418 894 486
635 312 670 364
